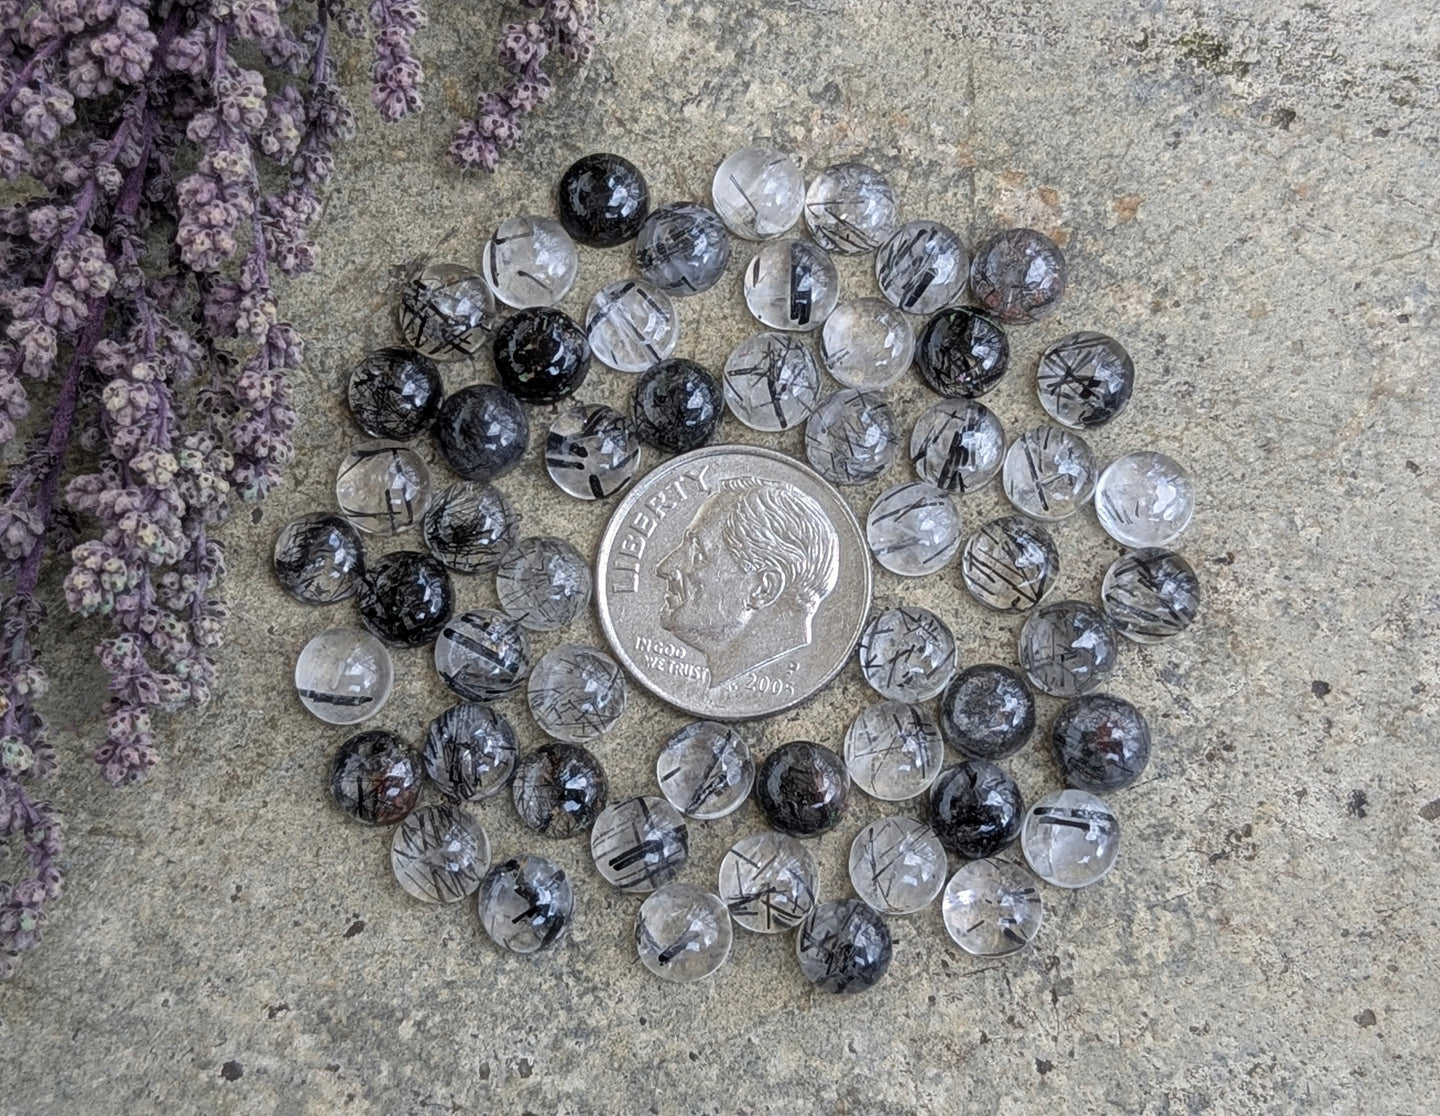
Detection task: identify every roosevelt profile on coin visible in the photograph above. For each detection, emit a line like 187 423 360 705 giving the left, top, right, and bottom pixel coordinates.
655 477 840 687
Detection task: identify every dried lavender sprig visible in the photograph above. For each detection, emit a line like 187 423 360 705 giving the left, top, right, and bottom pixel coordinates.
0 0 392 977
370 0 426 121
0 594 62 981
449 0 598 171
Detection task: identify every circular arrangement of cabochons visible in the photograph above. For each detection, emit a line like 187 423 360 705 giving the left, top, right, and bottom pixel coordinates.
275 145 1202 990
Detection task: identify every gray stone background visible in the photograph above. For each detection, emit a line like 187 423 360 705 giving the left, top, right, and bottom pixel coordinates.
3 0 1437 1112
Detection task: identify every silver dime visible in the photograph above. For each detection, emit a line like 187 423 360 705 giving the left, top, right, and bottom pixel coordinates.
596 445 872 720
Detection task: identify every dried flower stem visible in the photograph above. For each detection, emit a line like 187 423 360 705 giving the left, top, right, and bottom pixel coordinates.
449 0 598 171
0 0 429 978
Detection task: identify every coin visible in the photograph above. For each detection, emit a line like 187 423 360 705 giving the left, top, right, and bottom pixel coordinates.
596 445 872 720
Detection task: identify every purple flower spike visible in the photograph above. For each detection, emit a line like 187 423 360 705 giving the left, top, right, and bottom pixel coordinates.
450 0 598 171
0 0 418 979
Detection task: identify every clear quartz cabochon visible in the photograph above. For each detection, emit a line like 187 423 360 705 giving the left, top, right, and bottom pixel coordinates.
544 404 642 500
717 832 819 933
844 700 945 801
1002 424 1097 521
941 858 1044 956
712 146 806 239
1021 789 1120 888
805 388 899 486
586 279 680 373
397 263 498 360
856 605 957 702
478 855 574 953
722 332 822 431
820 298 915 390
656 721 755 820
743 239 840 331
875 220 969 314
391 804 490 904
482 215 579 309
804 163 900 254
635 882 733 982
294 626 393 725
848 817 948 915
1094 451 1196 547
335 441 432 535
865 481 962 576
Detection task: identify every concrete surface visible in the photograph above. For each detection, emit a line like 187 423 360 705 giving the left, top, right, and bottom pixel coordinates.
3 0 1437 1112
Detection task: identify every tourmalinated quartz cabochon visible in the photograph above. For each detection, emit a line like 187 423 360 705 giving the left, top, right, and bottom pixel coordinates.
929 760 1025 859
875 219 969 314
494 536 593 632
1021 789 1121 888
635 882 733 983
493 307 591 403
914 307 1009 398
712 146 805 240
355 550 454 647
1018 600 1119 697
329 729 422 825
422 481 519 574
1037 331 1135 428
432 609 531 701
432 385 529 484
722 332 822 431
586 279 679 372
390 803 490 904
511 741 609 838
843 700 945 801
756 740 850 837
742 239 839 330
294 626 393 725
335 441 431 535
590 795 689 892
939 665 1036 761
274 512 364 604
1002 424 1098 521
795 899 893 993
526 644 627 742
804 388 899 486
857 605 957 702
865 481 963 576
820 298 916 390
656 721 755 820
909 398 1005 493
631 359 724 454
482 215 579 309
804 162 900 254
634 202 732 296
346 347 442 440
968 228 1067 325
848 817 948 916
544 403 642 500
423 701 519 801
397 263 498 360
1094 451 1196 548
1051 693 1152 792
478 856 574 953
718 831 819 933
942 858 1044 956
557 152 650 247
1101 548 1201 642
961 515 1061 612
